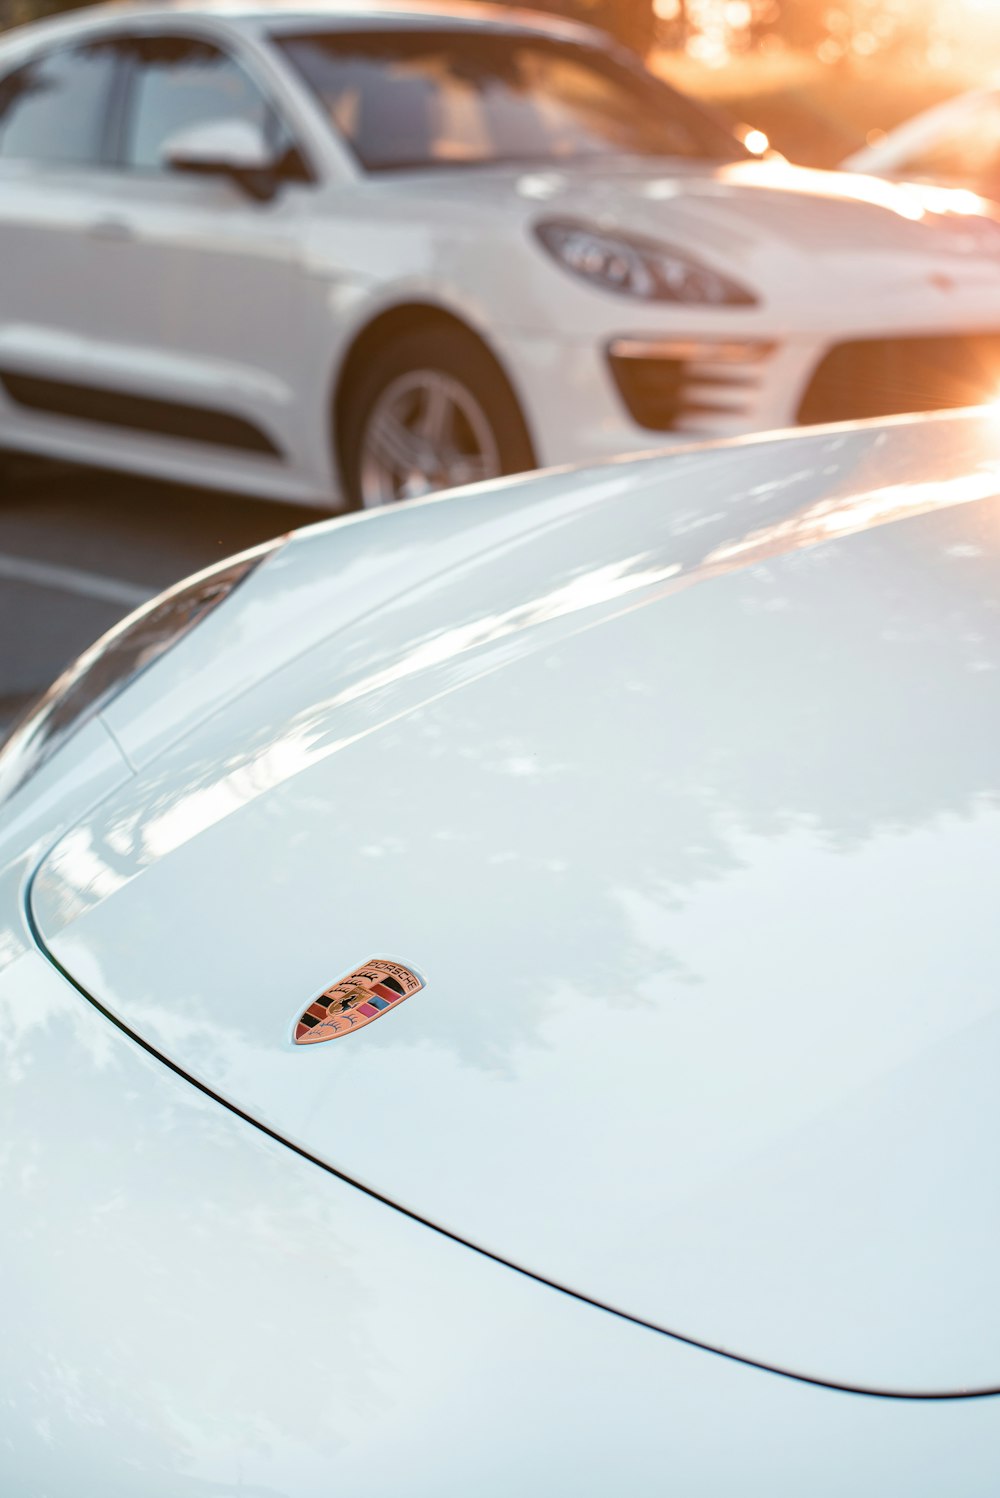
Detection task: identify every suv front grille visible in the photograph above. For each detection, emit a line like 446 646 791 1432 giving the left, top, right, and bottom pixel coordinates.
608 350 758 432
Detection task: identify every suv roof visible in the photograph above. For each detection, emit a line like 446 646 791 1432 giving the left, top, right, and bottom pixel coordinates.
7 0 605 44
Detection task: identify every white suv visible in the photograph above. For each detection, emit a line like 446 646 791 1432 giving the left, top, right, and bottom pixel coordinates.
3 0 1000 508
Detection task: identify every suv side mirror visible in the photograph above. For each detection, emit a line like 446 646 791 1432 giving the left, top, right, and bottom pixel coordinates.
161 119 281 200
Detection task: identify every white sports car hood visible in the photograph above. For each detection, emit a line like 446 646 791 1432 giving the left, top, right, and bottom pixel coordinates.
31 411 1000 1397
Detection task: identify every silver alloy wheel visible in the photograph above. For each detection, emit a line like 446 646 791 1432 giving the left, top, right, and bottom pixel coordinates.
358 368 502 508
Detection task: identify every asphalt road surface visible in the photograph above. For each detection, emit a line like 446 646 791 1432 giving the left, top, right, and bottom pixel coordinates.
0 457 323 742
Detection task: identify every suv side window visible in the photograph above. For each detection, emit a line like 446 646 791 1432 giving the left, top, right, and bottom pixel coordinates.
0 40 121 166
123 34 287 173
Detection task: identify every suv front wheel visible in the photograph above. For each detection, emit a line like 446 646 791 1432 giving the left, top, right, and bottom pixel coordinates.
340 325 535 509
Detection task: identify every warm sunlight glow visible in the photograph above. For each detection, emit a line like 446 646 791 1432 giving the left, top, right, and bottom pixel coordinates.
742 126 770 155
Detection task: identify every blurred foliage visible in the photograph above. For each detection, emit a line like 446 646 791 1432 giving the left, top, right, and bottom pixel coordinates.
650 0 970 68
1 0 997 170
1 0 997 71
657 46 974 165
650 0 991 167
528 0 999 70
1 0 93 28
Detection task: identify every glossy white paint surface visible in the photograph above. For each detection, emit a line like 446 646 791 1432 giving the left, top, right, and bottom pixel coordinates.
3 3 1000 504
4 952 1000 1496
0 713 132 984
25 406 1000 1397
5 412 1000 1486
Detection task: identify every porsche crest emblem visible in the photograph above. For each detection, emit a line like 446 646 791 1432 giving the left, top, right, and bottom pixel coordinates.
293 960 424 1044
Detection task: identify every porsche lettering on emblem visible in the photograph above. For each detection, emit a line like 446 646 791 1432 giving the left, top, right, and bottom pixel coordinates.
294 960 424 1044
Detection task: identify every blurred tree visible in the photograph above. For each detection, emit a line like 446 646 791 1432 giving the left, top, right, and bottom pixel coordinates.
521 0 659 56
652 0 690 52
760 0 826 51
2 0 94 26
1 0 995 72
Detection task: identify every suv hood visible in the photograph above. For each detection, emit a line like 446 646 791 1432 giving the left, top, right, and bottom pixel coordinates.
32 412 1000 1396
387 156 1000 265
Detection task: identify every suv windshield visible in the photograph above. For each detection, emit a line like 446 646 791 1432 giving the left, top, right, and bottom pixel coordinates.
274 28 745 172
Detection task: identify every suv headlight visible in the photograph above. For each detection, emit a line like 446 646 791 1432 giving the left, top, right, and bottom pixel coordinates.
535 220 757 305
0 538 285 804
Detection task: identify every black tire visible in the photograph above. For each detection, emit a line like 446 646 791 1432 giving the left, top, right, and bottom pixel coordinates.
339 323 536 510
